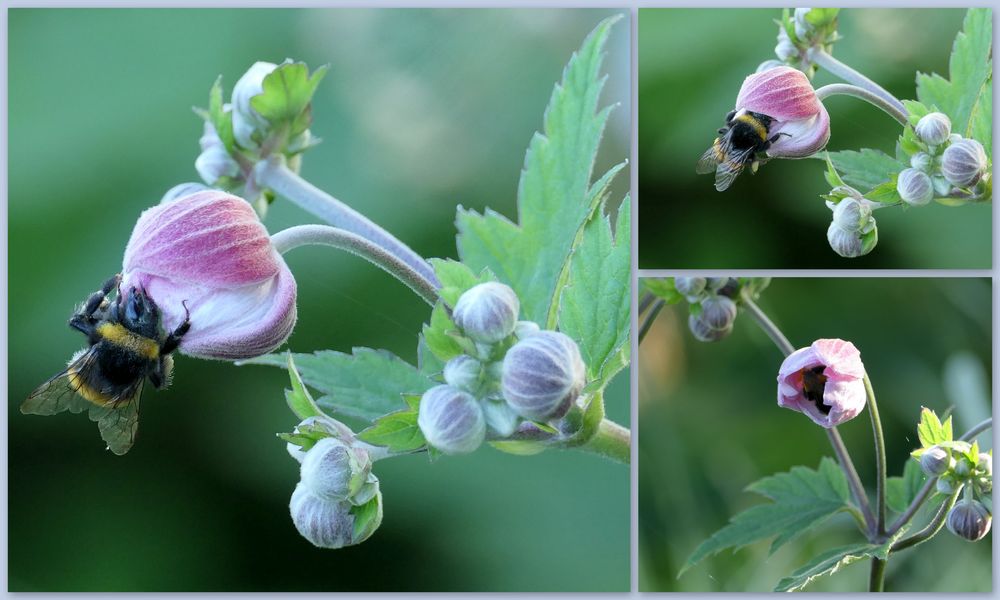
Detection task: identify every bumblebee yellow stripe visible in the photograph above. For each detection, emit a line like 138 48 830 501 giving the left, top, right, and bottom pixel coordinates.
96 322 160 359
68 369 114 406
735 113 768 141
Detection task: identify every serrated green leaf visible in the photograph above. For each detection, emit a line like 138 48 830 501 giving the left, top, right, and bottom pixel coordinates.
969 82 991 159
773 529 906 592
357 406 425 452
455 16 621 326
681 458 852 576
865 177 903 205
915 9 992 141
428 258 496 309
642 278 682 304
558 199 630 386
251 62 329 136
901 99 931 125
886 459 927 514
422 303 464 362
916 406 953 448
242 348 433 423
827 149 905 191
285 353 324 420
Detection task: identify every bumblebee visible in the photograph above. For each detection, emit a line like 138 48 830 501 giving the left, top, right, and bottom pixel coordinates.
21 274 190 455
800 366 830 415
696 109 785 191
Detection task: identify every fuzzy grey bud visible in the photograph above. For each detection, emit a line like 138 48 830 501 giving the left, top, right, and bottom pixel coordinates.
289 483 382 549
915 112 952 146
232 61 277 149
897 168 934 206
699 296 737 331
920 446 952 477
195 120 240 185
978 452 992 476
955 457 973 478
705 277 728 292
942 138 988 187
910 152 934 172
674 277 707 299
514 320 541 340
827 222 877 258
452 282 520 344
443 355 483 393
831 198 872 232
417 385 485 454
793 9 813 39
688 313 732 342
501 331 585 421
947 499 992 542
482 398 520 437
300 437 372 502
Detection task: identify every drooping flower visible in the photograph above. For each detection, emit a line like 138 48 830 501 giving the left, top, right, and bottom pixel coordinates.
120 189 296 359
777 338 867 428
735 66 830 158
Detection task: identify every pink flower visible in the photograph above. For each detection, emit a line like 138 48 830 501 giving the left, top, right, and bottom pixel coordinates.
777 338 866 428
735 66 830 158
121 190 296 360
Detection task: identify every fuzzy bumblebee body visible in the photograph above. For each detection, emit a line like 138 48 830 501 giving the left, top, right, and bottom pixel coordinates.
697 109 783 191
22 274 189 455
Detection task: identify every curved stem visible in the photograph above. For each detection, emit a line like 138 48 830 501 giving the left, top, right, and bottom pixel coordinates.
890 487 961 553
638 299 665 345
255 156 440 287
577 418 631 464
741 292 876 536
812 50 907 117
886 417 992 536
865 374 887 536
271 224 439 307
815 84 909 127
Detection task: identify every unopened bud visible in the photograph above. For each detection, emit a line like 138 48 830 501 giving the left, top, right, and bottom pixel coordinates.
920 446 953 477
674 277 707 299
289 483 382 549
827 221 876 258
955 457 973 478
482 398 520 437
942 138 988 188
978 452 992 476
793 8 813 39
831 198 872 232
417 385 485 454
300 437 372 502
897 168 934 206
699 296 737 331
232 61 278 149
910 152 934 172
501 331 586 421
688 313 732 342
914 112 952 146
443 355 483 393
947 499 992 542
452 282 520 344
514 320 541 340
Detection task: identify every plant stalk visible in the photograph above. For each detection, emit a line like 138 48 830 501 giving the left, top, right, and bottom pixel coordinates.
638 299 665 345
271 224 439 307
255 156 440 287
815 83 909 127
890 487 961 553
812 50 907 117
864 374 887 536
869 557 886 592
578 419 631 464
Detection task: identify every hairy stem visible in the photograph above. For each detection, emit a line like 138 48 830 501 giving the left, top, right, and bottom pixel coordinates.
812 50 907 117
742 293 877 536
638 299 665 345
577 419 631 464
271 224 439 307
869 557 886 592
886 417 992 536
255 156 440 287
865 374 887 536
815 84 909 127
890 487 961 553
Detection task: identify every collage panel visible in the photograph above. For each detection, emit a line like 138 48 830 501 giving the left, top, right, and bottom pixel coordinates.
9 8 630 592
638 276 992 592
639 8 992 269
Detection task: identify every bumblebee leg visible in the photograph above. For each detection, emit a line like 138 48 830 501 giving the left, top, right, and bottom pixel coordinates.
82 274 122 317
160 301 191 356
149 355 174 389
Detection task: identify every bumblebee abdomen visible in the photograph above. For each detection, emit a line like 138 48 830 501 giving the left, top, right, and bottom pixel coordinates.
96 322 160 359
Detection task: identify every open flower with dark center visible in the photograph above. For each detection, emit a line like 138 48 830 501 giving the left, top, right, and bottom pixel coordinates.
120 190 297 360
735 66 830 159
777 338 866 428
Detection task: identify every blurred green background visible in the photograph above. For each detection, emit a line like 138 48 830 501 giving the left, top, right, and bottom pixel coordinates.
639 278 992 591
9 9 629 592
639 9 991 269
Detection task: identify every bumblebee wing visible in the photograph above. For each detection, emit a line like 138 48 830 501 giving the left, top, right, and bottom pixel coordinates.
88 381 144 456
21 349 96 416
713 148 754 192
696 143 722 174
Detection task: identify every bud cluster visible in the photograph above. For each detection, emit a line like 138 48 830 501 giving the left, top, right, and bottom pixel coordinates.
898 112 990 205
917 443 993 542
675 277 739 342
765 9 841 76
286 418 383 549
824 187 879 258
417 282 587 454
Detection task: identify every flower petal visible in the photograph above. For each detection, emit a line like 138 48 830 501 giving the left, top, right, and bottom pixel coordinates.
767 101 831 158
736 66 822 122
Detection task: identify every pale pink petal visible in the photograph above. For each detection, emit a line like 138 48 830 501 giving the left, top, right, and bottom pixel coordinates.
736 66 821 122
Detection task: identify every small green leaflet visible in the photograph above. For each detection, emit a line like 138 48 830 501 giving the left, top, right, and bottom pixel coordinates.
429 258 497 309
773 528 907 592
251 61 329 137
357 394 426 453
826 149 905 192
641 278 682 305
915 9 992 146
558 199 630 387
242 348 433 424
680 458 852 576
916 406 953 449
886 459 927 514
421 303 465 363
456 15 623 326
285 353 325 420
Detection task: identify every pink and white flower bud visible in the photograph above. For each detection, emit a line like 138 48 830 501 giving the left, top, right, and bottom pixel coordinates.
777 338 867 428
121 190 297 360
232 61 278 149
735 66 830 158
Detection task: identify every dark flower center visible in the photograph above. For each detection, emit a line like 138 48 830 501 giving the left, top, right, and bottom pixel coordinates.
801 366 830 415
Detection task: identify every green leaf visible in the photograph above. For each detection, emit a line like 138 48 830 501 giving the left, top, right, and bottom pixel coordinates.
428 258 496 309
915 9 992 141
827 149 905 191
251 62 329 136
357 404 426 453
285 353 324 420
641 278 683 304
242 348 433 424
773 529 907 592
886 459 927 514
680 458 851 576
455 16 621 326
916 406 953 448
206 75 236 155
421 303 465 363
969 81 992 159
865 177 903 205
558 199 630 386
823 152 847 188
901 99 931 125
